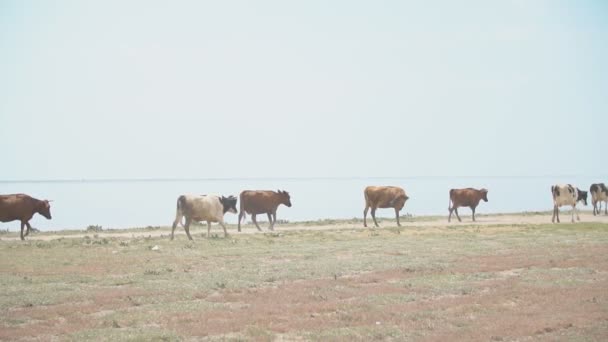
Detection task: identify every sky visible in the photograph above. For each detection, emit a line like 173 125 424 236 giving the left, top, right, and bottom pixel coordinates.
1 0 607 180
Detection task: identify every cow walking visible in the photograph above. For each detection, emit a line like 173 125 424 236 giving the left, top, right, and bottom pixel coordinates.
0 194 52 240
237 190 292 231
590 183 608 216
171 194 237 240
363 186 409 228
551 184 588 223
448 188 488 222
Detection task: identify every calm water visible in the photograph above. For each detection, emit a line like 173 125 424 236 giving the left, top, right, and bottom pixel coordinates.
0 176 604 231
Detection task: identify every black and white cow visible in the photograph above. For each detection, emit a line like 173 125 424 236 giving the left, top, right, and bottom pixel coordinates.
590 183 608 216
171 194 237 240
551 184 588 223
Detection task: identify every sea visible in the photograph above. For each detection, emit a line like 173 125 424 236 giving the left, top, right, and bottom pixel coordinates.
0 176 604 231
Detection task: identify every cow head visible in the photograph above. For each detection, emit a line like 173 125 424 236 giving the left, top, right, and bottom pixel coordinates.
480 188 489 202
277 190 292 207
219 195 238 214
38 200 52 219
577 189 588 206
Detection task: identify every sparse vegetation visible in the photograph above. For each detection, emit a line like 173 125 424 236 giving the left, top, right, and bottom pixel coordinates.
86 225 103 232
0 218 607 340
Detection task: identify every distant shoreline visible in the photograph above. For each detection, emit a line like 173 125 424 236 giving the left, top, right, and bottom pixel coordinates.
1 175 603 184
1 210 605 237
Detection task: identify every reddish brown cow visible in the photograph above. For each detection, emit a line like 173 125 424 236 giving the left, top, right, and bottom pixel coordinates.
237 190 292 231
0 194 52 240
363 186 409 228
448 188 488 222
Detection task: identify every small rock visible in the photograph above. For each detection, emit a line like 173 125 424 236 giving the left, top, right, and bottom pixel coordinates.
151 245 160 251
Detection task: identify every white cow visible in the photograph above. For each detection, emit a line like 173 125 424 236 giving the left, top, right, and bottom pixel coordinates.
171 194 237 240
590 183 608 216
551 184 588 223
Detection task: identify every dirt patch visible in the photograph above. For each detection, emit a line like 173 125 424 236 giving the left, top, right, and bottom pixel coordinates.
1 287 149 340
162 248 608 340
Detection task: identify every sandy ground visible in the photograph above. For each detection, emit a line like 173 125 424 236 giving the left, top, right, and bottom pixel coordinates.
3 212 608 241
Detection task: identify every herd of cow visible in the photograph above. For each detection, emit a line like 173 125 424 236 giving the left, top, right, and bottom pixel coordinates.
0 183 607 240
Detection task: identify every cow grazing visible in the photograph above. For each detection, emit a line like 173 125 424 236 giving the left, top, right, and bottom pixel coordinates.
363 186 409 228
237 190 292 232
448 188 488 222
590 183 607 216
171 194 237 240
0 194 52 240
551 184 588 223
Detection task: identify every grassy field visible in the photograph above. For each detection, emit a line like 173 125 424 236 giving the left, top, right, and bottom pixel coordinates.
1 219 608 341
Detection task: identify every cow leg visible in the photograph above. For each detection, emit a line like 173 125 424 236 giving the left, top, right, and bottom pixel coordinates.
471 207 476 222
569 205 574 223
267 213 274 231
363 206 369 227
371 208 379 227
184 218 194 240
20 221 26 241
592 201 597 216
218 221 229 238
551 205 556 223
574 205 580 222
556 206 560 223
24 221 32 237
251 214 262 231
448 207 453 222
604 201 607 215
237 211 245 232
171 214 183 240
454 208 462 222
395 208 401 227
207 221 212 238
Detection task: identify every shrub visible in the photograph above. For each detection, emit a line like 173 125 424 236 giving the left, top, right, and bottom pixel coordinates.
86 225 103 232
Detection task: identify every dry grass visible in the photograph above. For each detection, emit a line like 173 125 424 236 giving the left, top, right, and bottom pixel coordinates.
1 220 608 341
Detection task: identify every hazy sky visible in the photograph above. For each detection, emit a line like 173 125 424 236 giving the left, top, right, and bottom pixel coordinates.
1 1 607 180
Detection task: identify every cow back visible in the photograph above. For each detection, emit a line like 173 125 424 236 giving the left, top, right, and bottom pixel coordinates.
590 183 608 201
589 183 608 198
552 184 578 206
0 194 38 222
449 188 485 208
364 186 408 209
179 195 224 222
240 190 282 214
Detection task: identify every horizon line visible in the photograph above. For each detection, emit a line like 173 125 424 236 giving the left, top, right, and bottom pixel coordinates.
1 175 605 184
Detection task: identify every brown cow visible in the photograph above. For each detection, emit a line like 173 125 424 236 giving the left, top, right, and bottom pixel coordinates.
448 188 488 222
363 186 409 228
0 194 52 240
237 190 291 232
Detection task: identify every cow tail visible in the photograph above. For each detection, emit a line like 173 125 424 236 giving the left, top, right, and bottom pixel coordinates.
239 192 246 220
176 195 186 227
448 189 454 210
